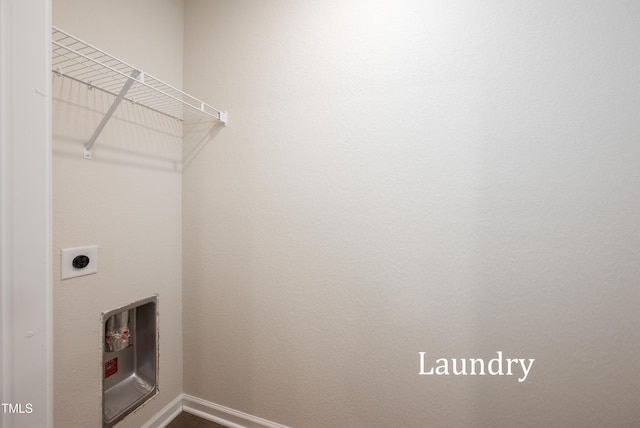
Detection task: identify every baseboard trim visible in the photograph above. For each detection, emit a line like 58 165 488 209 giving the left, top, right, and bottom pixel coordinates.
142 393 289 428
141 394 183 428
182 394 290 428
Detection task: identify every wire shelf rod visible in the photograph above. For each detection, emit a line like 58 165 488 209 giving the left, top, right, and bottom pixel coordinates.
52 27 225 121
51 26 227 159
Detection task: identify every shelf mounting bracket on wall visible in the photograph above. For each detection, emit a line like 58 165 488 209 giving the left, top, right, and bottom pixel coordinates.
51 26 227 160
84 69 140 159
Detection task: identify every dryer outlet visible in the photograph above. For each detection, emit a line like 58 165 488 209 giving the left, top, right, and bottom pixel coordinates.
61 245 98 280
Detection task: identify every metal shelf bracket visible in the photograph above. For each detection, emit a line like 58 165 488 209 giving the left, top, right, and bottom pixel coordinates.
83 70 140 159
219 111 228 125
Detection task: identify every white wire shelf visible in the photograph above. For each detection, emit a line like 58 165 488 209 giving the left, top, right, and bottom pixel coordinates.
51 26 227 159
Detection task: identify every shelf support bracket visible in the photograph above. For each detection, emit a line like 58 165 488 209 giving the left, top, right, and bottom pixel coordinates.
219 111 228 125
84 69 141 159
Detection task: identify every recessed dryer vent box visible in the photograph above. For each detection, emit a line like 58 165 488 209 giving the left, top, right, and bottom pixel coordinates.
102 296 158 428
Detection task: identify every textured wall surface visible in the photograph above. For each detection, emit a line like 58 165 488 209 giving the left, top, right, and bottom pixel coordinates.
182 1 640 426
52 1 184 427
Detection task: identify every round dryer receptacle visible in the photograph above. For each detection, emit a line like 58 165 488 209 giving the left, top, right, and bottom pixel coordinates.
72 255 90 269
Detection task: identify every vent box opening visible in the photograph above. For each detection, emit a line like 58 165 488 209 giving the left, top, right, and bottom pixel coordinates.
102 296 158 428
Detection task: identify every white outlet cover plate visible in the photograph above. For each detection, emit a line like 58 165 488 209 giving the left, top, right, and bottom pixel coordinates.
61 245 98 280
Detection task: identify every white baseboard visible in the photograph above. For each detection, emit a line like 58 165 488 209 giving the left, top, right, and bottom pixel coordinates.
141 393 289 428
182 394 290 428
141 394 183 428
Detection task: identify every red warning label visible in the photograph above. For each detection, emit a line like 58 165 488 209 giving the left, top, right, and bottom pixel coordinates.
105 358 118 379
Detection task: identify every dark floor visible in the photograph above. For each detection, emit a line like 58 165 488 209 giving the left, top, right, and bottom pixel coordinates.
166 411 229 428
